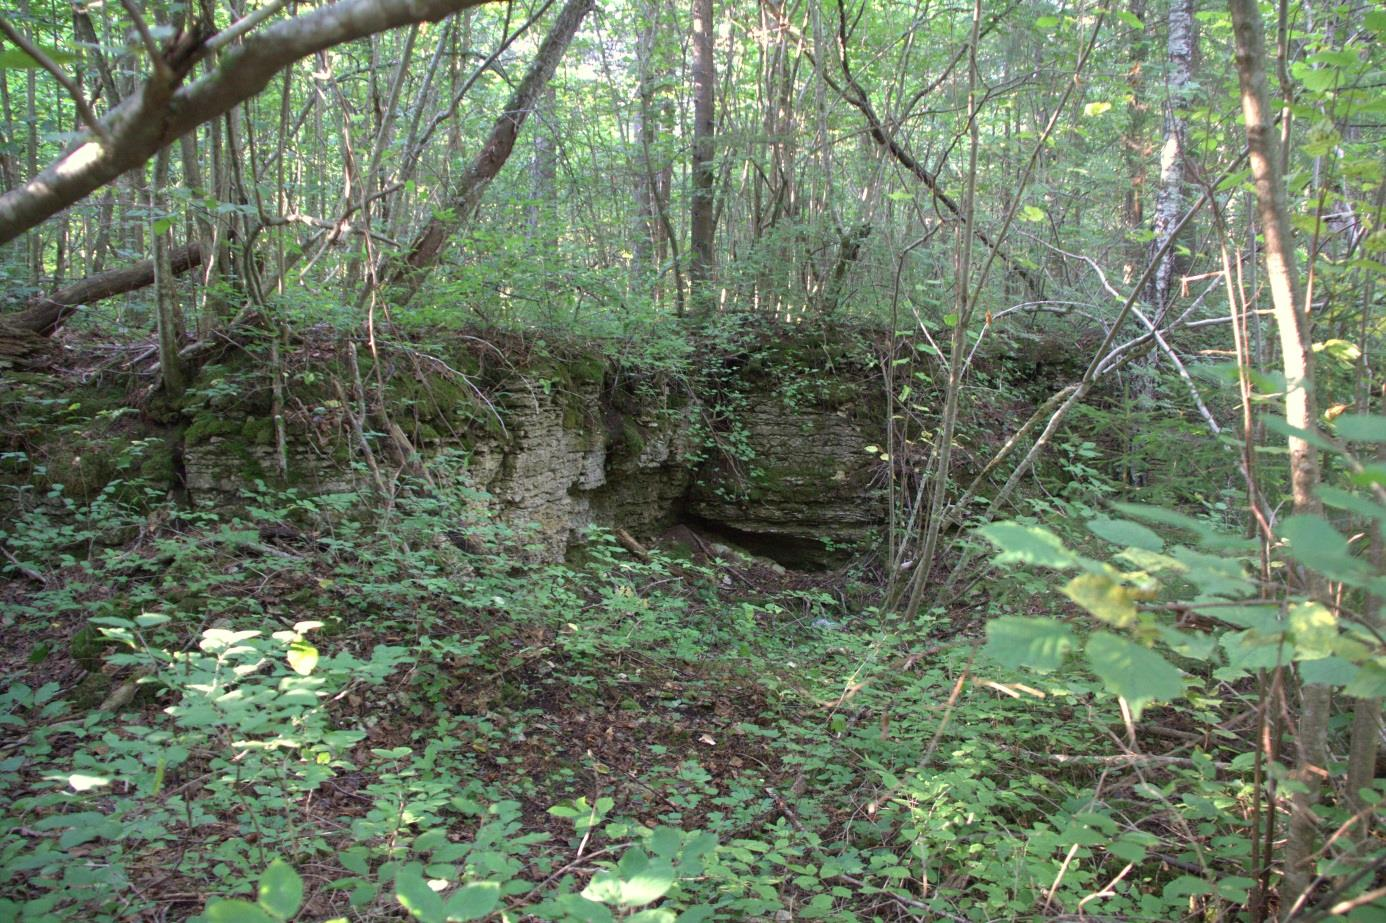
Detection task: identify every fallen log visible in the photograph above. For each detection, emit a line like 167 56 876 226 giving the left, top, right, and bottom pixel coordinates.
4 241 204 336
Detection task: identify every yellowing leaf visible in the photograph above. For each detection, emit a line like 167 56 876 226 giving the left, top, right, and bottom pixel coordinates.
1083 100 1113 117
1063 573 1139 627
287 641 319 676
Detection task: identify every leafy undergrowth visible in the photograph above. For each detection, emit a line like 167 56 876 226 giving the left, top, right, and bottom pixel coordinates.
0 468 1354 922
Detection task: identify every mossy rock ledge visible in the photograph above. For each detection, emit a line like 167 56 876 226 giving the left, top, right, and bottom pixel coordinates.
182 353 887 566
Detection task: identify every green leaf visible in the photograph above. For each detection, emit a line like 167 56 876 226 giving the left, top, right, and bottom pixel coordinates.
616 862 675 907
1088 517 1163 552
287 640 319 676
1262 416 1338 453
257 859 303 921
1344 660 1386 698
134 612 172 627
1020 204 1046 222
1083 100 1112 117
206 900 277 923
1287 602 1337 660
984 616 1075 671
553 894 614 922
1335 413 1386 443
1064 573 1140 628
1279 515 1371 584
443 882 499 921
627 911 677 923
0 46 80 70
396 863 445 922
977 521 1076 569
1108 837 1148 863
1297 656 1357 687
1084 632 1183 718
1318 486 1386 523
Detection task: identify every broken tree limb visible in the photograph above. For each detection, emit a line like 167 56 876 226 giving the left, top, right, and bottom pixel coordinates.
4 242 203 335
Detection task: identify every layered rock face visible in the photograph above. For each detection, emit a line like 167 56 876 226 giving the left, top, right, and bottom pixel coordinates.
685 399 882 566
182 358 885 567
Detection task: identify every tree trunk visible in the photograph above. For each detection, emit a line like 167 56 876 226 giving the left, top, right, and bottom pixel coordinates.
689 0 716 315
1227 0 1328 915
152 147 187 398
382 0 593 307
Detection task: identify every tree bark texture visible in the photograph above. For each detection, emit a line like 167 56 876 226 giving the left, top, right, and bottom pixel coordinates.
1227 0 1328 915
689 0 716 314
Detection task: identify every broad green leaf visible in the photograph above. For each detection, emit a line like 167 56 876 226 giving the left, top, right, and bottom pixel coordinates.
206 900 277 923
1349 464 1386 489
582 871 624 905
984 617 1075 671
977 522 1076 569
553 894 614 923
134 612 172 627
1262 416 1338 453
1063 573 1139 628
1088 517 1163 552
1335 413 1386 443
443 882 499 921
396 863 445 922
649 827 682 859
616 862 675 906
1170 547 1251 598
1287 602 1337 660
1219 630 1284 675
1084 632 1183 718
1083 100 1112 117
1344 660 1386 698
1110 502 1244 550
0 46 79 70
1317 486 1386 522
1279 515 1371 584
287 640 319 676
1298 657 1357 687
258 859 303 920
1157 626 1217 661
1020 204 1046 222
1199 604 1281 633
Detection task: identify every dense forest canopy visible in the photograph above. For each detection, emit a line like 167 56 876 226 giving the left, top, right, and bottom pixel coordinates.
0 0 1384 920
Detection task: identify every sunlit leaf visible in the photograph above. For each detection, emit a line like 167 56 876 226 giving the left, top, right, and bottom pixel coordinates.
396 862 445 921
287 640 319 676
1063 573 1139 628
1287 601 1337 660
